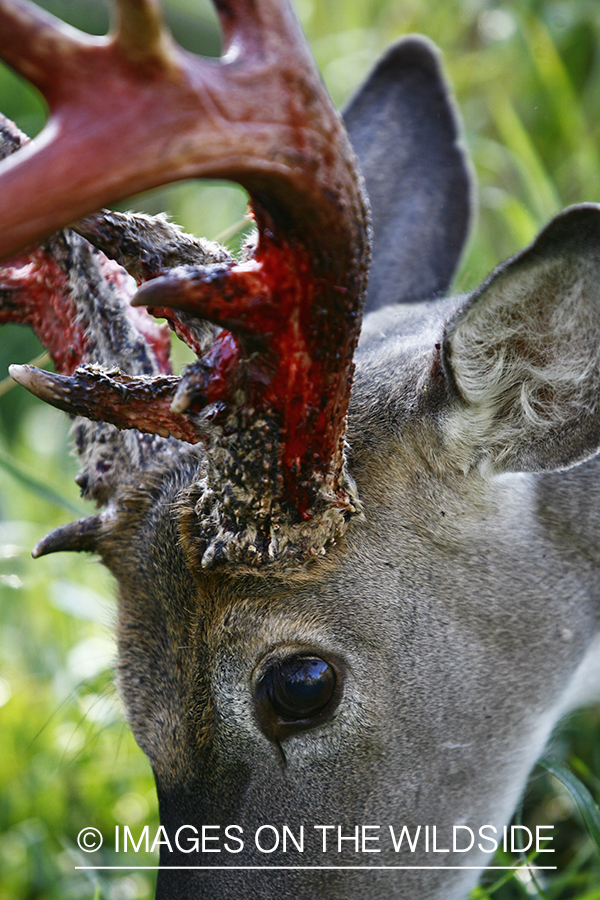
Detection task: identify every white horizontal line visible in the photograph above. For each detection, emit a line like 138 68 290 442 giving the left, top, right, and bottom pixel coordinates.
75 865 557 871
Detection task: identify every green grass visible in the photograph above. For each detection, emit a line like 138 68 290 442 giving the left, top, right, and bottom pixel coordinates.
1 1 600 898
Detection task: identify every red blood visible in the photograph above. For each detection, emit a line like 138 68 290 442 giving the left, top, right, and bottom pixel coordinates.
246 234 355 510
97 254 172 375
147 226 359 515
0 248 88 374
202 331 241 403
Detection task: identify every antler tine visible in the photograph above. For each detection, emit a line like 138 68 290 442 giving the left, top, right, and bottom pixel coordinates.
113 0 174 64
0 0 172 91
214 0 307 61
0 0 185 259
0 2 88 92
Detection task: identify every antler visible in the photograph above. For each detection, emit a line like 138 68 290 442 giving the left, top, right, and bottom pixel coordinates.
0 0 370 570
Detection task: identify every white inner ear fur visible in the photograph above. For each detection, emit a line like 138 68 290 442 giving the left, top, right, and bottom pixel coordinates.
444 253 600 474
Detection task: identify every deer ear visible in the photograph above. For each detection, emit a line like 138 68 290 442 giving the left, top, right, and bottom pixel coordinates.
443 204 600 474
343 36 472 314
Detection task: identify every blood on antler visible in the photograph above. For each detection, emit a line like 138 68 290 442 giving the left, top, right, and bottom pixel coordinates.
0 0 370 570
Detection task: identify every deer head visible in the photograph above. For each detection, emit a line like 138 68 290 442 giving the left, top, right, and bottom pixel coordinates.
1 2 599 899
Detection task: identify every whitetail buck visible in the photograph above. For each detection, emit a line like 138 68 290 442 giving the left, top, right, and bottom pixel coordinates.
1 1 599 898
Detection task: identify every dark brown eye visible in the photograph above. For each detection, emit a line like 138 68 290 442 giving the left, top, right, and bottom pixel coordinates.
258 655 336 724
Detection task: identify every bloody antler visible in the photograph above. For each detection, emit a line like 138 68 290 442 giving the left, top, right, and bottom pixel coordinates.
0 0 370 569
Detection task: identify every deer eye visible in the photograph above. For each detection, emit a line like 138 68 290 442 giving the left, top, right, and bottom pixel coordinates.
265 656 336 720
254 653 341 738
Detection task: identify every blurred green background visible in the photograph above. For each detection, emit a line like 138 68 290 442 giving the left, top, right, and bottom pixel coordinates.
1 1 600 898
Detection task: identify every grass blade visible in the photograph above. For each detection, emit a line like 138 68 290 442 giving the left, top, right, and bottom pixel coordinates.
0 446 83 515
539 758 600 857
